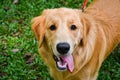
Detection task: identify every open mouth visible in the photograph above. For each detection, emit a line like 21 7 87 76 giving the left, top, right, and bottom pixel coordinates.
53 54 74 72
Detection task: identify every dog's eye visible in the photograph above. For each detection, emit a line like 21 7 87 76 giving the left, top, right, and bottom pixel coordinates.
50 25 56 31
70 25 77 30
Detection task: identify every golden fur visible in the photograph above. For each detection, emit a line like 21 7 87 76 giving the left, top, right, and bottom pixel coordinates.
31 0 120 80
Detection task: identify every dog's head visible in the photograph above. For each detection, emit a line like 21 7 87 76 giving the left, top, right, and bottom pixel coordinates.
32 8 89 72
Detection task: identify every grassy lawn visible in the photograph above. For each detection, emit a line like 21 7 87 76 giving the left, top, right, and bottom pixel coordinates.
0 0 120 80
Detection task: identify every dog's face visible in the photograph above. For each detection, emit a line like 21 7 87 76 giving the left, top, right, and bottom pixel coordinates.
45 8 83 56
32 8 86 72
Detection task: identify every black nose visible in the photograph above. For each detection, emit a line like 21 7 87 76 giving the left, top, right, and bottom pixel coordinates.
56 42 70 55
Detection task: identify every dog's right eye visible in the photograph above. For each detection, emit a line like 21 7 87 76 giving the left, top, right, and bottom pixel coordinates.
50 25 56 31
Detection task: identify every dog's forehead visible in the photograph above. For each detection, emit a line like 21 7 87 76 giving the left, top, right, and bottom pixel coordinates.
43 8 79 19
42 8 81 24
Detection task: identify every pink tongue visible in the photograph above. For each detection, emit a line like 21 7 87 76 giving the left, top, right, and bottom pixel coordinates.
61 55 74 72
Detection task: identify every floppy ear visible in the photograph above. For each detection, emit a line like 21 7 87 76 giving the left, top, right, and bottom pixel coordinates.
31 16 45 47
80 15 90 46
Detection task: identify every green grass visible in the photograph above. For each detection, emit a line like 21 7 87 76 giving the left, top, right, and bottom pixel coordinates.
0 0 120 80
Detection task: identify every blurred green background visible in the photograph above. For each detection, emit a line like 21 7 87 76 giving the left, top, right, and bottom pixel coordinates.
0 0 120 80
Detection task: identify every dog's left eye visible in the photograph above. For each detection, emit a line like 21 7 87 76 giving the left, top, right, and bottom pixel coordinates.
70 25 77 30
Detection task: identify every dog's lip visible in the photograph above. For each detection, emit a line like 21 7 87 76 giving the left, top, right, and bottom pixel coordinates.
56 59 67 71
53 54 74 72
53 55 67 71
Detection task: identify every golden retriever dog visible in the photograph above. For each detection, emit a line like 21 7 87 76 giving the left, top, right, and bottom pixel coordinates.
31 0 120 80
